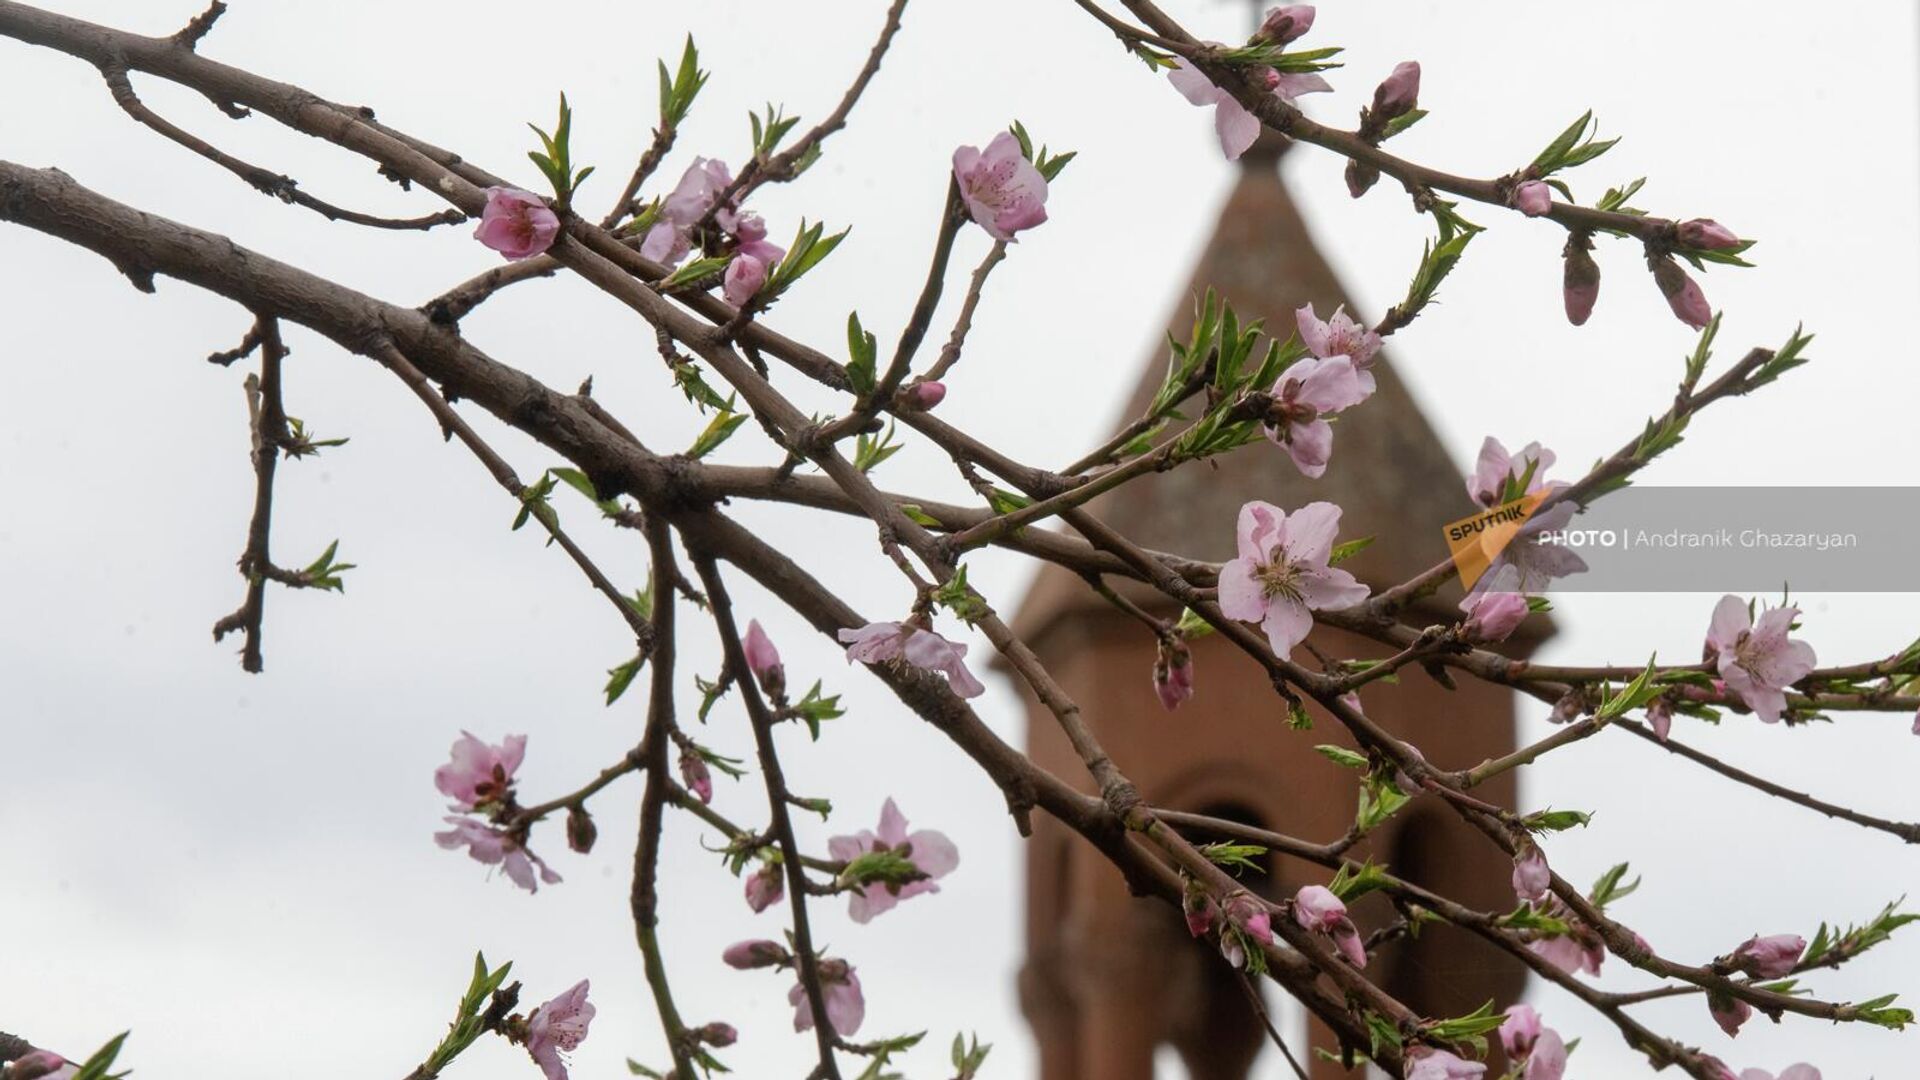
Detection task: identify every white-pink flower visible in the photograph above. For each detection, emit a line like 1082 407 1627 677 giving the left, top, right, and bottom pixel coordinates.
1218 501 1369 660
1296 303 1383 395
526 979 595 1080
474 187 560 260
1704 595 1817 724
1499 1004 1541 1059
838 621 986 698
1291 884 1367 967
952 132 1049 242
1738 1066 1821 1080
1168 57 1330 161
1465 437 1587 595
641 158 733 265
828 798 959 923
1727 933 1805 978
434 730 526 811
1262 355 1369 477
435 816 560 892
1461 591 1530 643
1405 1046 1487 1079
790 958 865 1036
744 863 785 913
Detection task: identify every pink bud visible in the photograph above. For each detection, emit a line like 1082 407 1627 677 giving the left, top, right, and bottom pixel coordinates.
723 252 770 306
1708 990 1752 1037
1652 257 1712 329
1371 61 1420 120
1513 180 1553 217
902 380 947 412
1563 241 1600 326
1182 882 1217 937
1461 591 1529 643
1511 845 1551 903
1525 1028 1567 1080
1549 692 1583 725
473 187 561 261
680 749 714 804
566 804 597 854
1224 893 1274 946
1677 218 1741 251
7 1052 67 1080
745 863 785 913
1499 1004 1542 1059
743 618 785 696
695 1022 738 1048
1729 934 1805 978
1257 5 1316 45
1152 638 1196 711
1647 696 1673 741
723 939 791 969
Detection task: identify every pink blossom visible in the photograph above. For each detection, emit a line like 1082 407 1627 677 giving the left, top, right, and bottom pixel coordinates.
1295 303 1382 395
1465 437 1587 595
1223 893 1275 946
744 863 785 913
1739 1067 1822 1080
952 132 1048 242
1262 355 1370 477
7 1052 69 1080
1371 61 1421 120
828 798 959 923
1468 437 1556 509
1499 1004 1542 1058
723 252 771 306
1257 4 1316 44
1524 1028 1567 1080
474 187 560 261
790 959 865 1036
680 748 713 804
435 730 526 810
1563 242 1601 326
1710 990 1753 1037
640 158 732 265
1647 696 1674 741
1168 58 1330 161
743 618 785 695
1704 595 1817 724
1292 884 1367 967
723 939 790 969
1511 845 1551 903
435 817 561 892
1728 934 1805 978
1219 501 1370 660
1153 638 1196 711
1512 180 1553 217
902 380 947 411
838 621 986 698
1527 902 1604 976
1405 1047 1488 1080
1653 256 1713 329
1461 592 1530 643
526 979 595 1080
1679 218 1741 250
694 1022 737 1047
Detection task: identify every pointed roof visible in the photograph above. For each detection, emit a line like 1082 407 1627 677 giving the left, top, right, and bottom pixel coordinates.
1014 139 1534 645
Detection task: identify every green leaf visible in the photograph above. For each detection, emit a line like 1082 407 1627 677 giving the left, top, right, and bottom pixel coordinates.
68 1033 131 1080
1589 862 1639 909
659 36 709 127
1595 656 1662 720
1531 111 1592 173
1497 903 1572 934
1200 841 1268 875
661 255 732 291
605 654 645 705
846 311 879 396
1329 536 1374 565
1328 858 1393 902
687 398 749 459
1521 808 1593 833
1380 108 1427 140
853 419 904 474
1315 744 1368 770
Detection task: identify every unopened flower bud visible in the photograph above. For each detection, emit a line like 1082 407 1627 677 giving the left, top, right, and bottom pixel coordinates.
694 1022 738 1048
1223 893 1274 946
1512 179 1553 217
1511 844 1551 902
1651 257 1712 330
1461 591 1529 643
1499 1004 1541 1059
1182 880 1217 938
1256 4 1316 45
1549 692 1583 725
1344 158 1380 199
7 1052 68 1080
743 618 785 697
680 748 713 805
1727 933 1805 978
722 939 791 969
1677 218 1740 251
1707 989 1752 1037
744 863 785 913
1646 696 1674 741
1370 61 1421 121
1152 637 1195 711
1562 238 1600 326
566 804 597 854
902 380 947 412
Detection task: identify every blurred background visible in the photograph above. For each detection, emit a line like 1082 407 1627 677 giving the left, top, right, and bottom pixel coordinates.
2 1 1916 1076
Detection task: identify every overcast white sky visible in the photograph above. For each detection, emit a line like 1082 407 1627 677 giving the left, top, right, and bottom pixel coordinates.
3 1 1917 1077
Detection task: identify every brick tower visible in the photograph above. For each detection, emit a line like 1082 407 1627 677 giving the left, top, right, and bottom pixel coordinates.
1011 136 1544 1079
